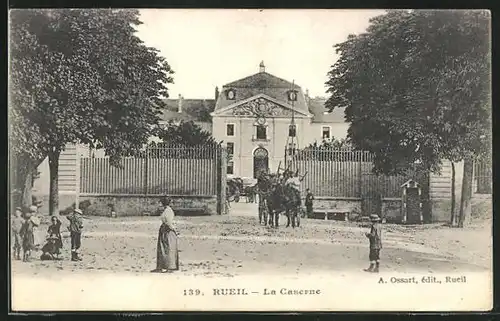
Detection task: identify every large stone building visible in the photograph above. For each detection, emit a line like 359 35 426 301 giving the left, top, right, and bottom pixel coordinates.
135 61 348 178
210 62 348 178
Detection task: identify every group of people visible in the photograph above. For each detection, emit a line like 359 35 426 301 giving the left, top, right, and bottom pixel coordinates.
11 194 380 274
11 206 85 262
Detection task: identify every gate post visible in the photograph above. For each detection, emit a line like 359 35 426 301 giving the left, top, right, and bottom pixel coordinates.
75 146 81 209
216 146 227 215
143 147 149 195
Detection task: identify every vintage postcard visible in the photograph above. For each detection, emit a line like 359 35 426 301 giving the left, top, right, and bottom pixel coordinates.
9 9 492 312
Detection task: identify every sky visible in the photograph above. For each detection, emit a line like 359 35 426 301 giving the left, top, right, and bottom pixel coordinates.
136 9 385 99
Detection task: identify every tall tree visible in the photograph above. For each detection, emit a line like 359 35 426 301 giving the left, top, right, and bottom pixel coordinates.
325 10 491 226
9 9 174 215
153 120 218 147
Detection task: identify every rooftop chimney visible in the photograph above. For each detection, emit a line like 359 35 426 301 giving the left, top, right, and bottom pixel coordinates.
215 86 219 101
259 61 265 73
178 94 183 113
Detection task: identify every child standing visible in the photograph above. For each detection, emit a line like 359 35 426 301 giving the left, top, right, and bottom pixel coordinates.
46 216 63 257
20 206 38 262
364 214 382 273
11 207 24 260
67 208 84 261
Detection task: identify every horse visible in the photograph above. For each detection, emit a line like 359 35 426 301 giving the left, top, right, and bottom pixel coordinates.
257 173 301 228
244 184 258 203
226 177 243 203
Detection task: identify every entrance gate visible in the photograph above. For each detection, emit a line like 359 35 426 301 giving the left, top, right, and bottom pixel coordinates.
253 147 269 178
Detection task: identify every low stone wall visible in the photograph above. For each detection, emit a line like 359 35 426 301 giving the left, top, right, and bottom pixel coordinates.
381 198 403 223
35 193 76 216
310 197 362 221
430 198 452 222
79 194 218 217
430 195 492 223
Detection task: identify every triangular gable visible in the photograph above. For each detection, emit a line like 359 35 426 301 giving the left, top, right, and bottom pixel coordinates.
211 94 312 118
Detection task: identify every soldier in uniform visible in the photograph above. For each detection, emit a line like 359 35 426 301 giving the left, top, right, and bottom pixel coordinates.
305 189 314 218
284 170 301 206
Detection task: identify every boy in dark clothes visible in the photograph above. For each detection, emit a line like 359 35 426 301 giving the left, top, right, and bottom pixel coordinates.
67 208 84 261
364 214 382 273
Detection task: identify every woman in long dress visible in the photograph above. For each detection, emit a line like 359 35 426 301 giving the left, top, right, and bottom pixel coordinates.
152 197 179 273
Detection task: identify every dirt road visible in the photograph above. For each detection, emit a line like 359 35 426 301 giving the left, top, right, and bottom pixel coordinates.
11 205 491 277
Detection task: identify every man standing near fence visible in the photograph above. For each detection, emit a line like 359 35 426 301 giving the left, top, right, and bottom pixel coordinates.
305 189 314 218
67 208 84 261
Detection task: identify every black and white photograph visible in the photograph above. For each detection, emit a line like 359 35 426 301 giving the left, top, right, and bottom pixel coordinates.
8 9 492 311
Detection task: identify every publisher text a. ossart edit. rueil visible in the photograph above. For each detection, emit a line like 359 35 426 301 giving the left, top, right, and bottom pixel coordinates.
380 275 467 284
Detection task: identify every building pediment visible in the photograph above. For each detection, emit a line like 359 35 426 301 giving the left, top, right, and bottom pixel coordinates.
211 94 312 118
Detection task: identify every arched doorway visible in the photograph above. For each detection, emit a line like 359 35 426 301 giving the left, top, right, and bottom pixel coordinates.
253 147 269 178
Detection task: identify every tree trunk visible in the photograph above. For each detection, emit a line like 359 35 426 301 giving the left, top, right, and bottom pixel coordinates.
11 153 47 211
22 171 34 209
48 149 61 217
450 162 456 227
458 157 474 228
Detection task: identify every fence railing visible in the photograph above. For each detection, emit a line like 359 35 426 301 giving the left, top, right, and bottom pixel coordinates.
289 149 418 199
80 146 223 196
474 157 492 194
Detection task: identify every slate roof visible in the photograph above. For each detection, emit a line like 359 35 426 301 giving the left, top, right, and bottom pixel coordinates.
307 97 346 124
225 72 297 89
215 71 310 113
159 99 215 123
158 71 347 124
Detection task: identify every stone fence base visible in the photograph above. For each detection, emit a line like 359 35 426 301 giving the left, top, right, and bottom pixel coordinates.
79 194 218 217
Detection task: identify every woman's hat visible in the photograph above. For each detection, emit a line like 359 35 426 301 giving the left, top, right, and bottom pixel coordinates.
370 214 381 222
47 235 59 240
74 208 83 215
29 205 38 213
15 207 22 211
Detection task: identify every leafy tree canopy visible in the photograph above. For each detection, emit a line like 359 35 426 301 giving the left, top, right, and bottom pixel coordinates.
325 10 491 175
10 9 174 167
152 120 219 147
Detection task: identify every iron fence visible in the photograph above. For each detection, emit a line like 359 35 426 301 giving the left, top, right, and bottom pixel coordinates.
80 146 223 196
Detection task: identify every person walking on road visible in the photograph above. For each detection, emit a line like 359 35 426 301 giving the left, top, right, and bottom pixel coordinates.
152 197 179 273
67 208 84 261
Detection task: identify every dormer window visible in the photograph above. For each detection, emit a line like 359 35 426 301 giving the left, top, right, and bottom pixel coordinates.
288 90 298 102
227 89 236 100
